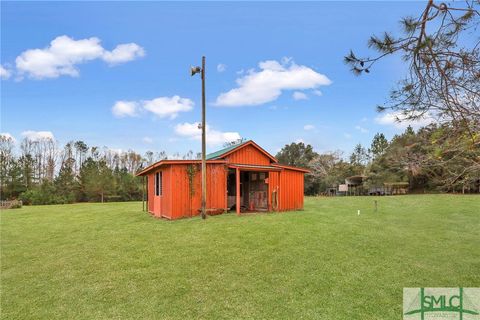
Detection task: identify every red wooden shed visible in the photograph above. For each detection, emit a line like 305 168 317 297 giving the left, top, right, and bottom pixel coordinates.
136 140 309 219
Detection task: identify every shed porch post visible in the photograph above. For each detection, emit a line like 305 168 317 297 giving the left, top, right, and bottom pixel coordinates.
236 168 240 215
142 176 145 212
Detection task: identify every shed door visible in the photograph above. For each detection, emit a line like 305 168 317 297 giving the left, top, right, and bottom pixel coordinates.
247 172 268 210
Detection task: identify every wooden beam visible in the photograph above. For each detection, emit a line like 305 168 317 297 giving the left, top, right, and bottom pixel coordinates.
236 168 240 215
142 176 145 211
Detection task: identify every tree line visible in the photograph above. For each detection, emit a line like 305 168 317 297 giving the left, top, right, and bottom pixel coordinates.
1 121 478 205
0 136 198 204
275 122 480 195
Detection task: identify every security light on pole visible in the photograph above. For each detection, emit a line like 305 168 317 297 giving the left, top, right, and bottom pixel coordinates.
190 57 207 220
190 66 201 76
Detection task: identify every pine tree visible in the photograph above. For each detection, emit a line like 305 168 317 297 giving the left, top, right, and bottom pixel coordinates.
369 133 389 160
55 158 77 203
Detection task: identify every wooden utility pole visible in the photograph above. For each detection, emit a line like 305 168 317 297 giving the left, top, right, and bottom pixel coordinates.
191 57 207 219
200 56 207 219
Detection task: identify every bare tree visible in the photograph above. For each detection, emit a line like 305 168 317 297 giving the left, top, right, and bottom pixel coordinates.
183 150 194 160
74 141 88 174
145 151 154 165
44 138 58 181
126 150 142 174
0 135 16 195
156 151 167 161
59 141 75 170
90 146 100 161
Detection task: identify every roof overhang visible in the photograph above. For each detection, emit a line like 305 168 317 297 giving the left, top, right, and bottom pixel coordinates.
271 164 310 173
228 163 310 173
136 159 227 176
228 164 282 171
345 175 367 184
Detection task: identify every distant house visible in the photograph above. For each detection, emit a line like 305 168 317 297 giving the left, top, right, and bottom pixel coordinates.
337 176 409 196
136 140 309 220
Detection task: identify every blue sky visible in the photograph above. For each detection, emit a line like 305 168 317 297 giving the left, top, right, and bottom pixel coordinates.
1 1 427 156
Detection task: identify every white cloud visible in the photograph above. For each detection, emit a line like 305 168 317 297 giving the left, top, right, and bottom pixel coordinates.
143 96 194 119
112 101 139 118
21 130 54 141
293 91 308 100
375 111 435 129
303 124 315 131
215 58 331 107
217 63 227 72
355 125 369 133
0 132 16 142
312 89 322 96
294 138 305 144
174 122 201 137
15 35 144 79
142 136 153 144
112 95 193 119
344 133 352 139
102 43 144 65
0 65 11 80
174 122 241 146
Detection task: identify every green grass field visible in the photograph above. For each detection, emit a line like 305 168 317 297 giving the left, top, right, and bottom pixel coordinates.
1 195 479 319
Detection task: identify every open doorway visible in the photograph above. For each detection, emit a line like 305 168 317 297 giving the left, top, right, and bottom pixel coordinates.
227 169 269 212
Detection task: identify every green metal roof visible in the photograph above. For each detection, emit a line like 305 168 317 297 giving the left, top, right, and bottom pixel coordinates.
206 140 250 160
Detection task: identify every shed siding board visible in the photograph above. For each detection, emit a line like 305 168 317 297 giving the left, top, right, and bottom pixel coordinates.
170 164 198 219
225 145 271 165
147 173 154 213
268 171 280 211
170 165 186 219
206 164 227 213
169 163 227 219
154 171 160 217
278 169 304 211
162 166 171 218
150 166 172 219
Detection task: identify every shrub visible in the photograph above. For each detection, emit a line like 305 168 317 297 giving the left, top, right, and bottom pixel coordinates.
10 201 22 209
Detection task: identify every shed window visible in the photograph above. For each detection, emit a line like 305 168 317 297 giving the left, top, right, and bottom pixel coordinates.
155 172 163 196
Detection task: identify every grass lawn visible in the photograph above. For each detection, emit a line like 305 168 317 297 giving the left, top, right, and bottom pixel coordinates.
1 195 479 319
